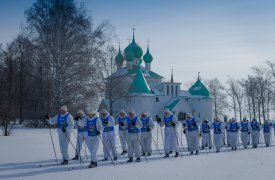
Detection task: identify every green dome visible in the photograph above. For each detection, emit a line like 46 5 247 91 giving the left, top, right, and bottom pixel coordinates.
124 49 135 62
115 47 125 64
124 33 143 62
143 47 153 63
189 78 210 97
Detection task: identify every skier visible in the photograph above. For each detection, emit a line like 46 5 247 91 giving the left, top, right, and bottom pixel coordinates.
183 113 200 155
200 118 212 150
250 118 261 148
46 105 74 165
126 109 143 162
72 110 86 160
263 120 272 147
115 109 128 155
100 109 118 161
78 110 103 168
212 117 224 152
157 108 179 158
240 117 251 149
227 118 240 151
140 111 155 156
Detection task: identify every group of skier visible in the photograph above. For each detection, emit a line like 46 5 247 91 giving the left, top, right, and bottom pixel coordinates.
46 105 274 168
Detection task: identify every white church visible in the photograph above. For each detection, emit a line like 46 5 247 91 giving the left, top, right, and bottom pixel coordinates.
99 30 212 121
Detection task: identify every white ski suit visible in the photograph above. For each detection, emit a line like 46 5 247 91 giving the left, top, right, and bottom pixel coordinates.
160 113 179 154
212 121 225 152
115 114 128 152
200 121 212 149
263 121 272 146
101 114 118 159
240 121 251 148
48 112 74 160
183 117 200 152
140 116 155 155
74 114 86 156
250 120 261 147
227 121 240 149
126 115 143 158
78 114 103 162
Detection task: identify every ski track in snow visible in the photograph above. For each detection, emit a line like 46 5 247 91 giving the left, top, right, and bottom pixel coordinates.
0 128 275 180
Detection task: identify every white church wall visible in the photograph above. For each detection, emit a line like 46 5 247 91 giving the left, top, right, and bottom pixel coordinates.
189 98 212 122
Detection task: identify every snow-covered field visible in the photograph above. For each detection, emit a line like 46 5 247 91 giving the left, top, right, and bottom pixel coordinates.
1 128 275 180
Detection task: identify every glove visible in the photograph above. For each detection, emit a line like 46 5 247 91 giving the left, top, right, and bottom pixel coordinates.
183 123 186 127
183 130 186 134
131 121 136 126
120 122 124 126
147 127 151 132
207 125 210 129
237 127 239 130
199 133 201 137
74 116 79 121
104 121 108 125
225 127 228 130
156 118 161 123
248 132 251 134
62 128 66 133
96 131 100 135
192 122 196 126
171 122 176 127
45 114 50 120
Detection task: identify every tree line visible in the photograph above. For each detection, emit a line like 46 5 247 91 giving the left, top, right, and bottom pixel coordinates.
207 61 275 123
0 0 115 135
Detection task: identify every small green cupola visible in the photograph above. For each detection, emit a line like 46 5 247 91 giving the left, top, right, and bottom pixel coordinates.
128 65 151 95
189 73 210 97
143 46 153 63
115 44 125 66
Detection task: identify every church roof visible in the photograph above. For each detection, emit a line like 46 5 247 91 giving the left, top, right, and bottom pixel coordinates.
189 78 210 97
108 66 163 79
128 66 152 95
164 97 183 111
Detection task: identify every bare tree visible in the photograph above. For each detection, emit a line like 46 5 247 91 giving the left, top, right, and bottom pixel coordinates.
206 78 228 119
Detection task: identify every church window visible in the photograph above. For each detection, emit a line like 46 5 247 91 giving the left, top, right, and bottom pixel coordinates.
171 85 174 96
156 97 159 102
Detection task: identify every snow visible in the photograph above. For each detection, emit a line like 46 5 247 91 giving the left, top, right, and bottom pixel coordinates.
1 128 275 180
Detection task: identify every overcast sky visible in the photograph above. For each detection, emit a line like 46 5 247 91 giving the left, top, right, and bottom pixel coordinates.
1 0 275 88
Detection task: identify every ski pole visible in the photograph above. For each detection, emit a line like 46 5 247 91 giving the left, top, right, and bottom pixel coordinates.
48 125 58 164
98 135 116 166
72 130 88 160
63 131 84 165
136 131 148 162
106 128 117 160
81 132 89 161
156 124 159 154
149 131 162 155
173 127 183 157
158 123 165 148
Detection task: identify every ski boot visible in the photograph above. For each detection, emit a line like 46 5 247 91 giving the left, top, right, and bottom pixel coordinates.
60 160 68 165
136 157 141 162
88 161 97 168
175 152 179 157
121 150 127 155
164 153 169 158
71 155 79 160
127 157 133 162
